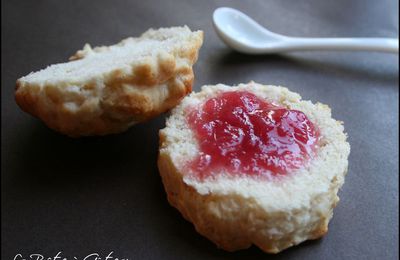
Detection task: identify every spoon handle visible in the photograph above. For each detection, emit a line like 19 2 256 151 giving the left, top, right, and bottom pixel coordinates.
283 37 399 53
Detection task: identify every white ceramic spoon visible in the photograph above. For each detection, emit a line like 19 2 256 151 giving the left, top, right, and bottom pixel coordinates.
213 7 399 54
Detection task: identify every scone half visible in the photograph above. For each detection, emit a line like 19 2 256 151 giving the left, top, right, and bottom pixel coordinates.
158 82 350 253
16 26 203 137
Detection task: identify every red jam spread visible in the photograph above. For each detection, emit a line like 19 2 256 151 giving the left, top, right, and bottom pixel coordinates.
187 91 319 179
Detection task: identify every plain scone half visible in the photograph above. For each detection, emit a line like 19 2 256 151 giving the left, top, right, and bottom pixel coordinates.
15 26 203 137
158 82 350 253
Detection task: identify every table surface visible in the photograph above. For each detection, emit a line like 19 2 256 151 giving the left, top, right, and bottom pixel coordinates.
2 1 399 259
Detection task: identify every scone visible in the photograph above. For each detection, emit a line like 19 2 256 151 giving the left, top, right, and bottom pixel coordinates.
158 82 350 253
15 26 203 137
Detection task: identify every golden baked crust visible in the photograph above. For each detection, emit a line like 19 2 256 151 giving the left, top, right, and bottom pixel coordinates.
15 26 203 137
158 82 350 253
158 151 345 253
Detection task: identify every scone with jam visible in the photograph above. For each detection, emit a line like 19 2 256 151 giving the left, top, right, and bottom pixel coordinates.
158 82 350 253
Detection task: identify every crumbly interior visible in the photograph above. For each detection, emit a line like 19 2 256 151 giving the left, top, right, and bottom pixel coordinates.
15 26 203 137
19 27 197 85
158 82 350 253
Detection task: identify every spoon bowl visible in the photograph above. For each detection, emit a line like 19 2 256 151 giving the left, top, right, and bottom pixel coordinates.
213 7 399 54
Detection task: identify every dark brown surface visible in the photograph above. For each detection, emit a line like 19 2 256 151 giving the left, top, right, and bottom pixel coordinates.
1 0 399 259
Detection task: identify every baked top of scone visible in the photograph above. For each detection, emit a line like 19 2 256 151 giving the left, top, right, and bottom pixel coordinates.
158 82 350 253
16 26 203 137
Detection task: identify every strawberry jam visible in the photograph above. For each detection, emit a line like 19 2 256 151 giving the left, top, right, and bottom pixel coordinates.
187 91 319 179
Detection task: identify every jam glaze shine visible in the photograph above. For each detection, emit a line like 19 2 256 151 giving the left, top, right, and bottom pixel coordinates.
187 91 320 179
